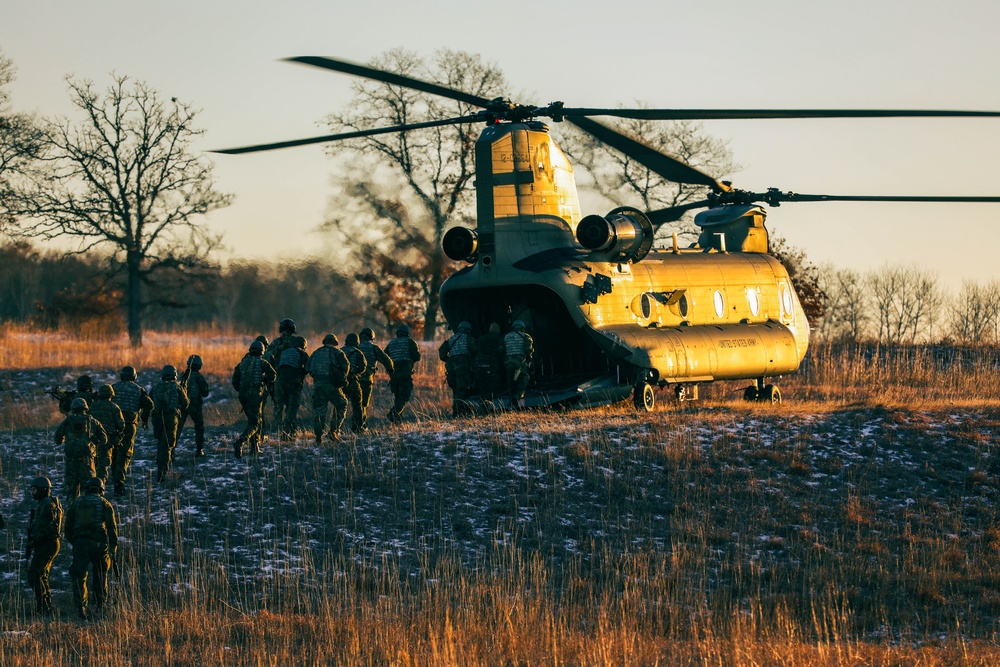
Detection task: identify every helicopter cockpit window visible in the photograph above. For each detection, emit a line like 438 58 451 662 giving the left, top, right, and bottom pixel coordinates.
713 290 725 318
781 286 794 318
747 288 760 316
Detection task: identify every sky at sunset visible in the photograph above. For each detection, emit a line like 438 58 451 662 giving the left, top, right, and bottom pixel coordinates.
4 0 1000 290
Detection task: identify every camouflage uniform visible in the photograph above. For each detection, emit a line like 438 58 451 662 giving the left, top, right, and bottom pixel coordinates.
342 335 369 433
474 324 505 399
54 404 108 501
439 323 478 416
358 329 394 431
64 480 118 619
26 478 62 615
232 343 276 457
52 375 98 416
111 368 154 496
384 326 421 423
273 338 309 440
308 335 350 444
501 323 535 410
88 388 125 486
149 368 190 481
179 356 211 456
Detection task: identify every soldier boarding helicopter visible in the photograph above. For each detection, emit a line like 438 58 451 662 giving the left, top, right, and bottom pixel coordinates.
218 56 1000 411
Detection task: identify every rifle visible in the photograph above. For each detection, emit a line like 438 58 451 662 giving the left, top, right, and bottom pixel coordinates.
24 509 34 561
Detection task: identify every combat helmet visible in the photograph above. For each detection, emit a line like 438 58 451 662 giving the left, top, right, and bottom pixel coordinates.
512 320 526 331
85 477 105 494
360 327 376 341
279 318 296 334
31 476 52 491
249 340 265 355
322 334 339 346
77 375 94 391
396 324 410 337
458 321 472 333
188 354 203 369
294 336 307 349
254 335 269 349
97 384 115 399
161 365 177 379
345 333 360 347
70 397 89 412
120 365 138 381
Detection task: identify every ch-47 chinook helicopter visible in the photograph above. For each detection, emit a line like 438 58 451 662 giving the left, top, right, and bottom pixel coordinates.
218 56 1000 411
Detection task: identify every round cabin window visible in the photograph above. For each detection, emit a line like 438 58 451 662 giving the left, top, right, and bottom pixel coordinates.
781 286 794 318
714 290 725 318
747 288 760 316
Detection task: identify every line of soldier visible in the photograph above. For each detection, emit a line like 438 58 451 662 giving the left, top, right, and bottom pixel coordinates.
231 318 420 457
438 320 534 416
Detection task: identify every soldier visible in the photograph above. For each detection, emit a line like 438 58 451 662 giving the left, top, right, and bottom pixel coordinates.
342 333 369 433
384 324 421 424
111 366 154 497
308 334 350 444
26 476 63 616
179 355 211 457
501 320 535 410
474 323 505 400
50 375 98 416
357 327 394 431
149 365 190 482
232 339 276 458
88 385 125 486
273 336 309 440
64 477 118 621
439 321 478 417
54 398 108 501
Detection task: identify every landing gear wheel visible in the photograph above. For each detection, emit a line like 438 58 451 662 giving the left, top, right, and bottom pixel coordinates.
634 383 655 412
761 384 781 405
743 386 759 402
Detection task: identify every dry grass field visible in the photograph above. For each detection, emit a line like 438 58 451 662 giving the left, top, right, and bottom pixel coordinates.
2 327 1000 665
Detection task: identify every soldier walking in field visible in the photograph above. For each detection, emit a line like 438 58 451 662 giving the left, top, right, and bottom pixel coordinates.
50 375 98 416
232 339 276 458
308 334 350 444
501 320 534 410
88 385 125 486
64 477 118 621
439 321 477 417
342 333 369 433
111 366 154 497
357 327 394 431
384 324 421 424
54 398 108 501
25 476 63 617
179 354 211 457
149 365 190 482
273 336 309 440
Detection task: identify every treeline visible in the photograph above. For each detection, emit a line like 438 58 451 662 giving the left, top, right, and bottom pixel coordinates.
0 241 370 335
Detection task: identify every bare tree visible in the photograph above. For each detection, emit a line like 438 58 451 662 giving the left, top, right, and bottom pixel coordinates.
816 265 870 342
321 49 507 340
9 75 231 347
560 114 738 244
867 264 942 344
0 50 42 224
948 279 1000 345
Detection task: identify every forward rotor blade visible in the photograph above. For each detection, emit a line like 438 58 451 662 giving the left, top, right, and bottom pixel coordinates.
566 116 728 192
285 56 498 109
766 193 1000 204
213 115 483 154
561 108 1000 120
648 200 714 225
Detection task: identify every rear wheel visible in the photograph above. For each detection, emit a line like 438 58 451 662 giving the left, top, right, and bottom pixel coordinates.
634 383 655 412
761 384 781 405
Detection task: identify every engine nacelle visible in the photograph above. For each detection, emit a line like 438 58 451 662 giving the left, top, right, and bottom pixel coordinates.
575 207 654 263
443 226 479 263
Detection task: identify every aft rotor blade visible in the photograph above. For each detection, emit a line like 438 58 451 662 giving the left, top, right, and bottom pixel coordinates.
648 200 714 225
213 115 483 154
567 116 729 193
767 193 1000 204
285 56 498 109
561 108 1000 120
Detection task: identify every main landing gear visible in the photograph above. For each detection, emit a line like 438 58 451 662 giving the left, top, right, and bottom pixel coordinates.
632 381 698 412
743 378 781 405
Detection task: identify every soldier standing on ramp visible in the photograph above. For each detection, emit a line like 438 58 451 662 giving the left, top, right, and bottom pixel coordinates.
111 366 154 497
149 365 190 482
384 324 421 424
501 321 534 411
